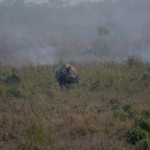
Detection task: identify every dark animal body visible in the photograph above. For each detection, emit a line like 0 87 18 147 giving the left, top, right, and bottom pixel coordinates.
55 64 79 89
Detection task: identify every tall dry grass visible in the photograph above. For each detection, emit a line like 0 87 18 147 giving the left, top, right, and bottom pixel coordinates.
0 60 150 150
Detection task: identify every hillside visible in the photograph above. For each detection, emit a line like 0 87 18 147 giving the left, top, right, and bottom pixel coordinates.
0 60 150 150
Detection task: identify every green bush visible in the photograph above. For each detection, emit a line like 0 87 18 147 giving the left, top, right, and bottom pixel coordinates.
142 110 150 119
6 74 20 85
20 143 27 150
126 127 148 144
141 72 150 81
136 139 150 150
113 145 126 150
122 103 132 112
135 117 150 133
113 109 128 121
122 103 137 119
109 98 121 110
7 87 21 98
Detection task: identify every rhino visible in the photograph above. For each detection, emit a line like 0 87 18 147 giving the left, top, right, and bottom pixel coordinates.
55 63 79 89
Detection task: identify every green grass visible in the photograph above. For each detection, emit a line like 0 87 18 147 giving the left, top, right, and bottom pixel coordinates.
0 61 150 150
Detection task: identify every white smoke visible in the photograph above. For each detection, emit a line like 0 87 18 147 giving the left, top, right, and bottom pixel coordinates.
0 31 59 66
0 0 149 66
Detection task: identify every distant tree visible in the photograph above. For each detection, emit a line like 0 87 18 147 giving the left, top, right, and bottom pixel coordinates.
97 26 110 37
89 26 111 57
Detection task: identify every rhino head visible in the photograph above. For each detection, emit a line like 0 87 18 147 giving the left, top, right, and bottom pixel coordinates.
64 65 79 83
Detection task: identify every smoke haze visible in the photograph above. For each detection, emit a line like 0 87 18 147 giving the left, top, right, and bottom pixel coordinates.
0 0 150 66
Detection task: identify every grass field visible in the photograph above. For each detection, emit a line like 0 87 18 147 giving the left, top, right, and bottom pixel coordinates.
0 60 150 150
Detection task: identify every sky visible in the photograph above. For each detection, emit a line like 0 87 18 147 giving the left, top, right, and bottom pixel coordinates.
26 0 102 4
0 0 103 4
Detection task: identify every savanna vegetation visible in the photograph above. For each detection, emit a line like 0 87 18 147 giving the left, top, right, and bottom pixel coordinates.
0 59 150 150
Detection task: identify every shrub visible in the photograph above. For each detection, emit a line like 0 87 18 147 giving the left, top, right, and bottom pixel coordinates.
122 103 137 119
87 125 99 134
126 127 148 144
7 87 21 98
142 110 150 119
113 109 128 121
141 72 150 81
109 98 121 110
122 103 132 112
6 74 20 85
113 145 126 150
136 139 150 150
126 55 142 68
135 117 150 133
20 143 27 150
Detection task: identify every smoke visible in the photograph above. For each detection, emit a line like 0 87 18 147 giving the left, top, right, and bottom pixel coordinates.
0 0 150 66
0 30 59 66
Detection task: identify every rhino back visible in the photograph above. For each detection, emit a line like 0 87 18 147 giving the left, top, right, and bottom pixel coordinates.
55 65 67 80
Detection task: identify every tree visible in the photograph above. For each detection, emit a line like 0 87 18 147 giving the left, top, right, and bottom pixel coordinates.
97 26 110 37
89 26 111 57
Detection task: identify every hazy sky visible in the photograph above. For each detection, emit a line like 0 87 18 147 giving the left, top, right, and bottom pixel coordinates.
25 0 102 4
0 0 149 65
0 0 103 5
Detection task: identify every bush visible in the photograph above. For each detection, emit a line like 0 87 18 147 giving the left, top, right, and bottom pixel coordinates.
113 145 126 150
20 143 27 150
122 103 132 112
113 109 128 121
126 127 148 144
126 55 142 68
136 139 150 150
109 98 121 110
141 72 150 81
135 117 150 133
6 74 20 85
122 103 137 119
142 110 150 119
7 87 21 98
